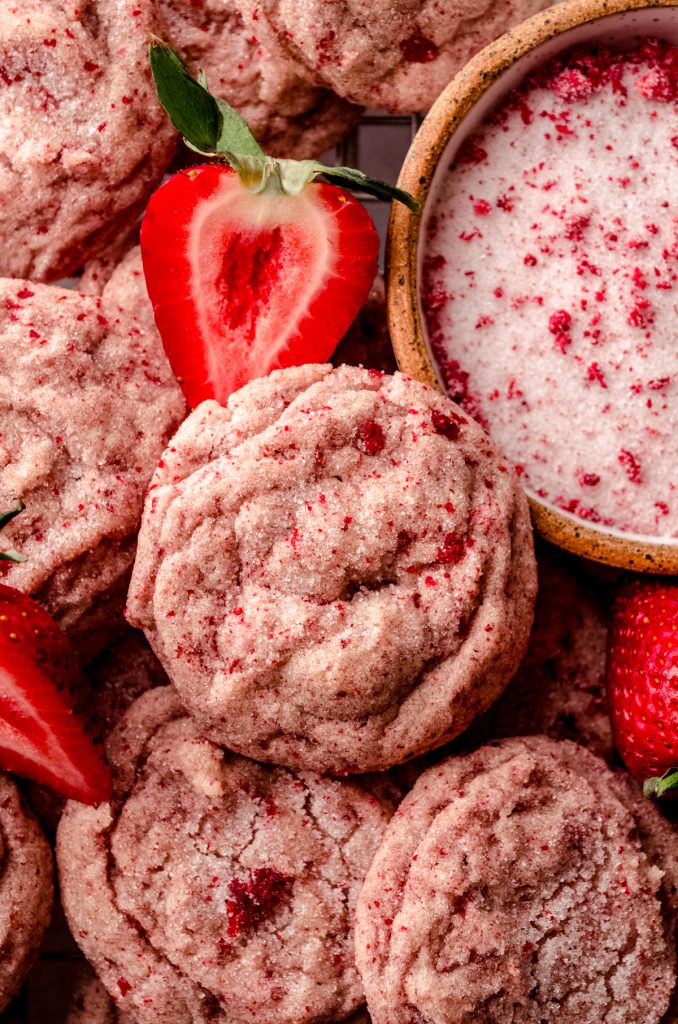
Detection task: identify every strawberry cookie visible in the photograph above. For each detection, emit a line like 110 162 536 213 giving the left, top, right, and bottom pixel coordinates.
0 280 186 661
157 0 361 159
356 736 678 1024
80 245 155 334
58 686 390 1024
67 969 373 1024
0 0 175 282
68 970 133 1024
395 548 612 790
235 0 550 113
0 773 53 1013
87 627 169 735
127 364 536 773
468 547 611 758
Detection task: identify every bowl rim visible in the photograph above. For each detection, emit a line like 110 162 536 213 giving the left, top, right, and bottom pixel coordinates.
387 0 678 574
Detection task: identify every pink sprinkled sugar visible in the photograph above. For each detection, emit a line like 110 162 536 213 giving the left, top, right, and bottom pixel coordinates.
423 40 678 538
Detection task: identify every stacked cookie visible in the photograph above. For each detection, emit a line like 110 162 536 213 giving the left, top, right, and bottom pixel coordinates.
52 362 535 1023
52 366 678 1024
3 3 677 1024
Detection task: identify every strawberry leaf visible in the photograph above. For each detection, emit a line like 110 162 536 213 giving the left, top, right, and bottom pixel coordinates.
150 41 220 153
319 165 418 211
0 500 27 563
148 43 416 209
215 98 265 159
643 768 678 799
149 40 263 158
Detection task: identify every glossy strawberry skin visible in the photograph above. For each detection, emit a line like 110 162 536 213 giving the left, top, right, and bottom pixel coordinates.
0 584 112 805
141 163 380 408
607 579 678 783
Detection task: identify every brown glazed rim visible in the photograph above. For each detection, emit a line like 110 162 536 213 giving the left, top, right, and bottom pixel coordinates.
387 0 678 574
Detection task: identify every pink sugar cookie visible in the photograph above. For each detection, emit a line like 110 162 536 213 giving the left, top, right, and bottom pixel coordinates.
0 280 186 661
236 0 551 113
127 364 536 773
394 546 612 791
58 687 390 1024
0 773 53 1013
356 737 678 1024
67 968 373 1023
0 0 175 281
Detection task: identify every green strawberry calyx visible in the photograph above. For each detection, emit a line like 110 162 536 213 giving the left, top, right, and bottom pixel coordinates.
0 500 27 563
149 41 418 210
643 768 678 800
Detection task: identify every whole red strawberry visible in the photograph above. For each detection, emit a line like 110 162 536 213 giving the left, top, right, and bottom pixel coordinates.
0 581 112 806
607 579 678 798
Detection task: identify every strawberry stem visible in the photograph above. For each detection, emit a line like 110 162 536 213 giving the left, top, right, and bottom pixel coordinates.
643 768 678 799
0 500 27 563
149 41 418 211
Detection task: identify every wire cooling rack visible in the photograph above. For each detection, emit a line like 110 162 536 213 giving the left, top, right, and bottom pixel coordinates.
0 110 419 1024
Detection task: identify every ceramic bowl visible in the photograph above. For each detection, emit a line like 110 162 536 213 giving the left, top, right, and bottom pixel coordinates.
387 0 678 573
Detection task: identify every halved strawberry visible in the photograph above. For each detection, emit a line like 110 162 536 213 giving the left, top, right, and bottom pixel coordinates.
141 164 379 407
0 583 112 805
141 43 414 408
607 579 678 798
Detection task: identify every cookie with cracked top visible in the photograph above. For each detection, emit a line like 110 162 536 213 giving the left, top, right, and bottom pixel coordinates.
356 736 678 1024
394 546 612 790
67 967 374 1023
0 0 175 282
0 280 186 663
235 0 552 113
57 687 390 1024
0 772 53 1013
127 363 536 773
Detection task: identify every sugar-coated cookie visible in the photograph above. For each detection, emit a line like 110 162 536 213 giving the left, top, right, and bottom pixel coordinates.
0 0 175 281
236 0 552 113
394 547 612 790
0 773 54 1013
67 967 374 1022
127 364 536 773
0 280 186 661
356 736 678 1024
58 687 390 1024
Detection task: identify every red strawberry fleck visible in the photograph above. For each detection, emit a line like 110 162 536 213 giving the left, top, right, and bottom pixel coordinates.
400 32 439 64
431 409 461 440
607 580 678 795
618 449 642 484
635 67 678 101
226 867 288 938
356 419 385 455
437 533 465 565
551 68 595 102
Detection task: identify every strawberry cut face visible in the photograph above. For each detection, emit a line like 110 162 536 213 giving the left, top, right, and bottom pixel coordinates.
607 579 678 789
0 583 111 805
141 164 380 407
